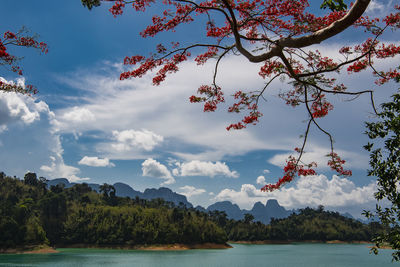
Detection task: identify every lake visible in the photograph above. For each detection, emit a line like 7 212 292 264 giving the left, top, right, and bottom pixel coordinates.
0 243 397 267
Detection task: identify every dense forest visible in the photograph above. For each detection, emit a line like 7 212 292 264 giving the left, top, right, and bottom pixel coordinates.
0 172 384 250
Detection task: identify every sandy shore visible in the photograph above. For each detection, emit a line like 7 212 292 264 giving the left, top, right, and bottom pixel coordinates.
0 245 59 254
138 243 232 250
56 242 232 251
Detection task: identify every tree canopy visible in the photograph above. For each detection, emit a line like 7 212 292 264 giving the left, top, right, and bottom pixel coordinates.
0 172 383 250
81 0 400 190
364 79 400 261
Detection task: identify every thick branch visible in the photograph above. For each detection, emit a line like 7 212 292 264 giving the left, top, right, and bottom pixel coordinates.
236 0 371 63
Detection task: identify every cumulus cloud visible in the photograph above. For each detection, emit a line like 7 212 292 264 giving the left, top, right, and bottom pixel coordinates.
214 174 376 217
78 156 115 167
61 106 95 123
366 0 393 16
178 185 206 198
0 78 89 183
256 175 267 185
0 80 49 126
111 129 163 152
40 157 89 182
141 158 175 185
172 160 239 178
263 169 270 174
39 137 90 182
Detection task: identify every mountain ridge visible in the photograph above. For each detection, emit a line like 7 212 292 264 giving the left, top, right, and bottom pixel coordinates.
47 178 355 224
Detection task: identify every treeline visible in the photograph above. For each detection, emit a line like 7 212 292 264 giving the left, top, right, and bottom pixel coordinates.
0 172 384 249
207 206 384 242
267 206 381 241
0 172 226 248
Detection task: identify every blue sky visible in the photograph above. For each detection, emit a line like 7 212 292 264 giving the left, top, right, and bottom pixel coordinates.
0 0 398 217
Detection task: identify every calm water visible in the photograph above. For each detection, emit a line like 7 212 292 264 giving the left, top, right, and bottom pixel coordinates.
0 243 397 267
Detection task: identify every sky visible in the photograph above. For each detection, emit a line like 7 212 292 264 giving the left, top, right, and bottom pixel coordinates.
0 0 398 218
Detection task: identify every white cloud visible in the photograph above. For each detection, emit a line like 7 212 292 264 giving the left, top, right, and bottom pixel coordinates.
61 106 95 123
0 82 49 126
111 129 163 152
141 158 175 185
268 146 369 171
178 185 206 198
214 174 377 217
0 80 89 183
0 125 7 133
78 156 115 167
173 160 239 178
39 137 90 183
256 175 267 185
366 0 393 16
263 169 270 174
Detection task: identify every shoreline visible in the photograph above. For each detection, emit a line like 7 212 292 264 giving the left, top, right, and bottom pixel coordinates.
59 243 232 251
4 241 392 254
229 240 374 245
0 245 59 254
0 243 232 254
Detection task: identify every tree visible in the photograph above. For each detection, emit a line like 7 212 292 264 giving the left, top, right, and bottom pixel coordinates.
82 0 400 190
244 213 255 224
364 82 400 261
0 27 48 94
24 172 38 186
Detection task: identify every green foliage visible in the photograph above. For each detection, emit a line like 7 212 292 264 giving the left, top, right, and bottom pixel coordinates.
24 172 38 186
81 0 101 10
0 173 227 248
320 0 348 11
364 87 400 261
268 207 377 242
0 172 384 250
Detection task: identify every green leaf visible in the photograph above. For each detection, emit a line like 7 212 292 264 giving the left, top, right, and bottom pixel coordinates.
320 0 348 12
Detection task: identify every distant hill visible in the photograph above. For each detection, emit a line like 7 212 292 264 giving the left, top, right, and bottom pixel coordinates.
47 179 354 224
206 199 291 224
207 201 244 220
46 179 192 208
142 187 193 208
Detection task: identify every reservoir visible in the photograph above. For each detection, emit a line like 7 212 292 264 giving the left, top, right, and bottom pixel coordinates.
0 243 396 267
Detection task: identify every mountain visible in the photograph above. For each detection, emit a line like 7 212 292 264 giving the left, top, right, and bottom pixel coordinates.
46 179 348 224
46 179 192 208
142 187 193 208
47 178 70 188
207 201 244 220
113 182 142 198
194 205 207 213
206 199 291 224
247 199 292 224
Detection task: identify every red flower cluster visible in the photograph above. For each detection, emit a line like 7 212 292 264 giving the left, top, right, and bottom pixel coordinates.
327 152 352 176
261 155 317 192
0 30 48 93
311 94 333 118
383 5 400 27
375 69 400 85
259 60 284 78
195 47 218 65
226 91 262 130
109 1 125 17
189 85 225 112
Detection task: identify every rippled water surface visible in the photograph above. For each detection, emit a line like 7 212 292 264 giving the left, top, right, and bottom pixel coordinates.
0 243 396 267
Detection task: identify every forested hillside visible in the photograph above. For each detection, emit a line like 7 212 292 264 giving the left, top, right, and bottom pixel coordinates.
0 172 226 249
0 172 385 250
